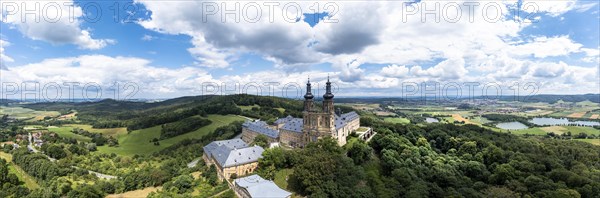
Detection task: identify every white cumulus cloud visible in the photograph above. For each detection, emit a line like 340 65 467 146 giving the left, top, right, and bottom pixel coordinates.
0 0 114 49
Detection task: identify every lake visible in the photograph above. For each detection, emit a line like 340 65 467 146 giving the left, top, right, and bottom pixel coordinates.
529 117 600 127
425 117 439 123
496 122 528 130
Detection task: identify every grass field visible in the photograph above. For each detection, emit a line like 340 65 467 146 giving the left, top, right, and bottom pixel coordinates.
575 139 600 146
97 114 245 156
504 128 547 136
57 112 77 120
500 126 600 136
357 127 370 133
452 114 477 125
0 106 60 121
47 126 92 142
567 112 586 118
562 126 600 136
32 124 127 143
0 152 40 189
274 168 294 191
66 124 128 138
539 126 568 134
383 117 410 124
342 103 380 111
469 116 492 124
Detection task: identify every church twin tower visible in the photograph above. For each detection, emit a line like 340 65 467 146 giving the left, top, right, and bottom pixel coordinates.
302 77 337 144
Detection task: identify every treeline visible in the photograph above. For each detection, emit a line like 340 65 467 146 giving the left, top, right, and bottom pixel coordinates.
12 149 69 181
482 114 534 127
127 100 240 131
241 106 291 123
0 159 29 197
227 94 303 111
364 121 600 197
92 121 127 129
160 117 212 139
126 108 203 131
72 128 118 146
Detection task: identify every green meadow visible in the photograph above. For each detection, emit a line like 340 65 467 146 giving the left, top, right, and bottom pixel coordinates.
383 117 410 124
47 126 93 142
575 139 600 146
97 114 245 156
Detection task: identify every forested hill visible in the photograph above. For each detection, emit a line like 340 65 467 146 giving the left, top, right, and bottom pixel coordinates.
22 94 305 130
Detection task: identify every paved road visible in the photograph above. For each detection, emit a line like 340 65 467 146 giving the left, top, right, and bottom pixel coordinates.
187 158 200 168
71 166 118 180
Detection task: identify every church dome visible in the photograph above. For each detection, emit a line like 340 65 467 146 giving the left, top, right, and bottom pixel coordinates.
304 92 314 99
323 80 334 99
304 80 314 99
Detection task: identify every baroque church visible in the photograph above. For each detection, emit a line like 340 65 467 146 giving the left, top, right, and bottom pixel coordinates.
241 77 360 147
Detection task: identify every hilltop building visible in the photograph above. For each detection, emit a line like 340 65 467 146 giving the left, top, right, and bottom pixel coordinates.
202 139 264 180
242 77 361 147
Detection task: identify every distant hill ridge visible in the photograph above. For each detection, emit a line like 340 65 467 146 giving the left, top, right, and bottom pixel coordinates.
21 94 306 131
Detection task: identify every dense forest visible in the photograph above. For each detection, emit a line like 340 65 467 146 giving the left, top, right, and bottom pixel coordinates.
254 118 600 197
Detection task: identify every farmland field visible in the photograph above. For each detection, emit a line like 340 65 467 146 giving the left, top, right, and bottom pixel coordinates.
383 117 410 124
505 128 547 135
97 114 245 156
0 106 60 121
341 103 380 111
499 126 600 136
567 112 586 118
452 114 476 125
575 139 600 146
562 126 600 136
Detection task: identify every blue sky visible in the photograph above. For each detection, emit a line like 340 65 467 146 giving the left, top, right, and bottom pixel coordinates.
0 0 599 99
